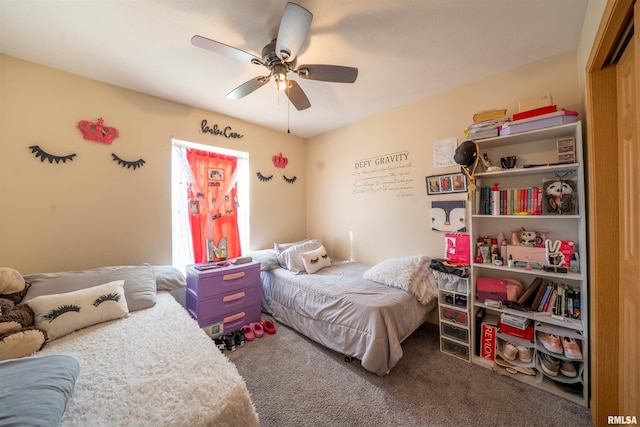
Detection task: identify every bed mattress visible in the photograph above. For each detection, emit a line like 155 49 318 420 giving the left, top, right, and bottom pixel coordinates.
37 292 259 427
261 261 436 375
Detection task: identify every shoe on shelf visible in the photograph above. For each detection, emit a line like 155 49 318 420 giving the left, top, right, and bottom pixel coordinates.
503 342 518 361
494 356 536 376
437 274 450 289
540 353 560 376
261 319 277 334
537 332 563 355
444 293 454 304
456 278 468 294
442 308 454 320
454 311 467 324
562 336 583 360
444 277 457 291
517 345 533 363
560 360 578 377
454 295 467 307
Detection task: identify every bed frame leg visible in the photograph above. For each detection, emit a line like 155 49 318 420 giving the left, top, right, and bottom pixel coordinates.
344 355 353 363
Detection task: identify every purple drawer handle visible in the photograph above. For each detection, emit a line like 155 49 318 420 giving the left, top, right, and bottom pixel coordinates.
223 291 246 302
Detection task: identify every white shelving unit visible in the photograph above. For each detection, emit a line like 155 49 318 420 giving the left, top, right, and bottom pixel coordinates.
435 271 471 362
469 122 589 407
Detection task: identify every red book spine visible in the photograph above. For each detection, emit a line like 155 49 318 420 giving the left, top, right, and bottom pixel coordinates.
513 105 558 121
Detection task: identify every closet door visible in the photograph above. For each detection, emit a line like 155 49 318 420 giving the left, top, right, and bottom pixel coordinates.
616 22 640 417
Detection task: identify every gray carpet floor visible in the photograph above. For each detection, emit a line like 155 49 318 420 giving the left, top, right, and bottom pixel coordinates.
226 319 593 427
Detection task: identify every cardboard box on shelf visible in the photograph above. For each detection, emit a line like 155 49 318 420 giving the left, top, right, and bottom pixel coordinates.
480 313 500 361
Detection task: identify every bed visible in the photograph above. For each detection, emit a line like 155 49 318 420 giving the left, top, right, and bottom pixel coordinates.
1 265 259 427
252 241 438 376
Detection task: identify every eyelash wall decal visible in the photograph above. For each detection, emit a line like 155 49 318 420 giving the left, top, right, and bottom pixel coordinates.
28 145 77 164
93 292 122 307
256 172 273 182
283 175 297 184
43 304 81 322
112 154 146 170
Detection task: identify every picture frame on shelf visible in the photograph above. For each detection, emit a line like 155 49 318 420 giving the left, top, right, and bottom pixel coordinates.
426 172 467 195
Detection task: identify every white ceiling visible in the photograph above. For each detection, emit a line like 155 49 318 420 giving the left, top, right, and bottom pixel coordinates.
0 0 588 138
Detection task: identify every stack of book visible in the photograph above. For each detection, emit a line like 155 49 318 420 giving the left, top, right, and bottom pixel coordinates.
476 185 543 215
517 277 582 320
465 108 508 140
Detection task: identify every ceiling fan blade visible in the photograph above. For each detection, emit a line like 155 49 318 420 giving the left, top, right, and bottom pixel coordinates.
191 35 264 65
297 65 358 83
276 3 312 63
285 80 311 110
226 76 270 100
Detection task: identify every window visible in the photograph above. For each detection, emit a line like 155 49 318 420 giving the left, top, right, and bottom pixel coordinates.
171 139 249 272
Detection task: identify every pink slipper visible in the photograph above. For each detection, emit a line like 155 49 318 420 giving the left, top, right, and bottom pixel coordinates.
242 324 255 341
250 322 264 338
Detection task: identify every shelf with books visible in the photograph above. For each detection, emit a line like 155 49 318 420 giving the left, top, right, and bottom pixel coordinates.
469 121 588 407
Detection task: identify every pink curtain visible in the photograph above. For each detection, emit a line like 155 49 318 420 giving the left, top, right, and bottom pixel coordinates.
186 148 241 263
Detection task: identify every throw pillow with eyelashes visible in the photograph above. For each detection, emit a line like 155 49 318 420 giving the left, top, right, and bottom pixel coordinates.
301 246 331 274
26 280 129 342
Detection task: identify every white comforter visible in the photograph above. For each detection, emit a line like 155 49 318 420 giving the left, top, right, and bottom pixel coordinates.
38 293 259 427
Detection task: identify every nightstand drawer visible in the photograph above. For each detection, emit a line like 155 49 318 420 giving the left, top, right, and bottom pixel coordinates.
194 302 262 331
186 283 261 321
186 262 260 299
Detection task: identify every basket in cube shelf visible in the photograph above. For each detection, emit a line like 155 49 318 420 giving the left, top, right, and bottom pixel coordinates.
499 320 534 341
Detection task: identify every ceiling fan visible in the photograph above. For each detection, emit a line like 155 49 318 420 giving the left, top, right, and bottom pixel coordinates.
191 2 358 111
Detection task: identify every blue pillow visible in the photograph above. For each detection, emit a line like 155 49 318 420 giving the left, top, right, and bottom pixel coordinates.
0 354 80 426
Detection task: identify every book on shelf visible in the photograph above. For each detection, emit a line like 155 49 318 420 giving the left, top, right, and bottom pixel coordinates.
517 277 543 306
476 185 543 215
545 289 558 313
513 105 558 121
537 283 553 312
530 279 550 311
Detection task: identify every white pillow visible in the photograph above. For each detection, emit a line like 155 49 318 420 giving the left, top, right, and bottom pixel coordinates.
27 280 129 342
277 240 322 274
301 246 331 274
274 238 311 268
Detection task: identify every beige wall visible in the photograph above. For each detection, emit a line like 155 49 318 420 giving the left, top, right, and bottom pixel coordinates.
0 55 306 274
306 50 583 266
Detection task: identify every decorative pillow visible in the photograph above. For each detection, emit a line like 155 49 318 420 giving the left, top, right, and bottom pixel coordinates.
23 264 156 312
278 240 322 274
301 246 331 274
0 354 80 426
274 238 310 267
27 280 129 341
152 265 186 291
245 249 280 271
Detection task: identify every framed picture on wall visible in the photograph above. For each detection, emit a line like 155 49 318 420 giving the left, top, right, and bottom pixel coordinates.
426 172 467 195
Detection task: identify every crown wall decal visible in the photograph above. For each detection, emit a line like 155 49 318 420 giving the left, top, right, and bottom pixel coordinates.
272 153 288 168
78 117 119 144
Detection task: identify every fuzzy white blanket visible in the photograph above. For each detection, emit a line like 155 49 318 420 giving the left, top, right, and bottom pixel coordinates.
37 293 258 427
363 255 437 305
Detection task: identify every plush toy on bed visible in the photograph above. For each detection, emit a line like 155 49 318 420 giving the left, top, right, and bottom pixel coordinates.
0 267 47 361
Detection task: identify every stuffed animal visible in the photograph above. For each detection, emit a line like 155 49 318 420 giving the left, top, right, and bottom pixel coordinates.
544 179 577 215
0 267 47 361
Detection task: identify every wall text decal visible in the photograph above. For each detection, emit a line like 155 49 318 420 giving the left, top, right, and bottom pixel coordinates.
352 150 415 198
200 120 244 139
